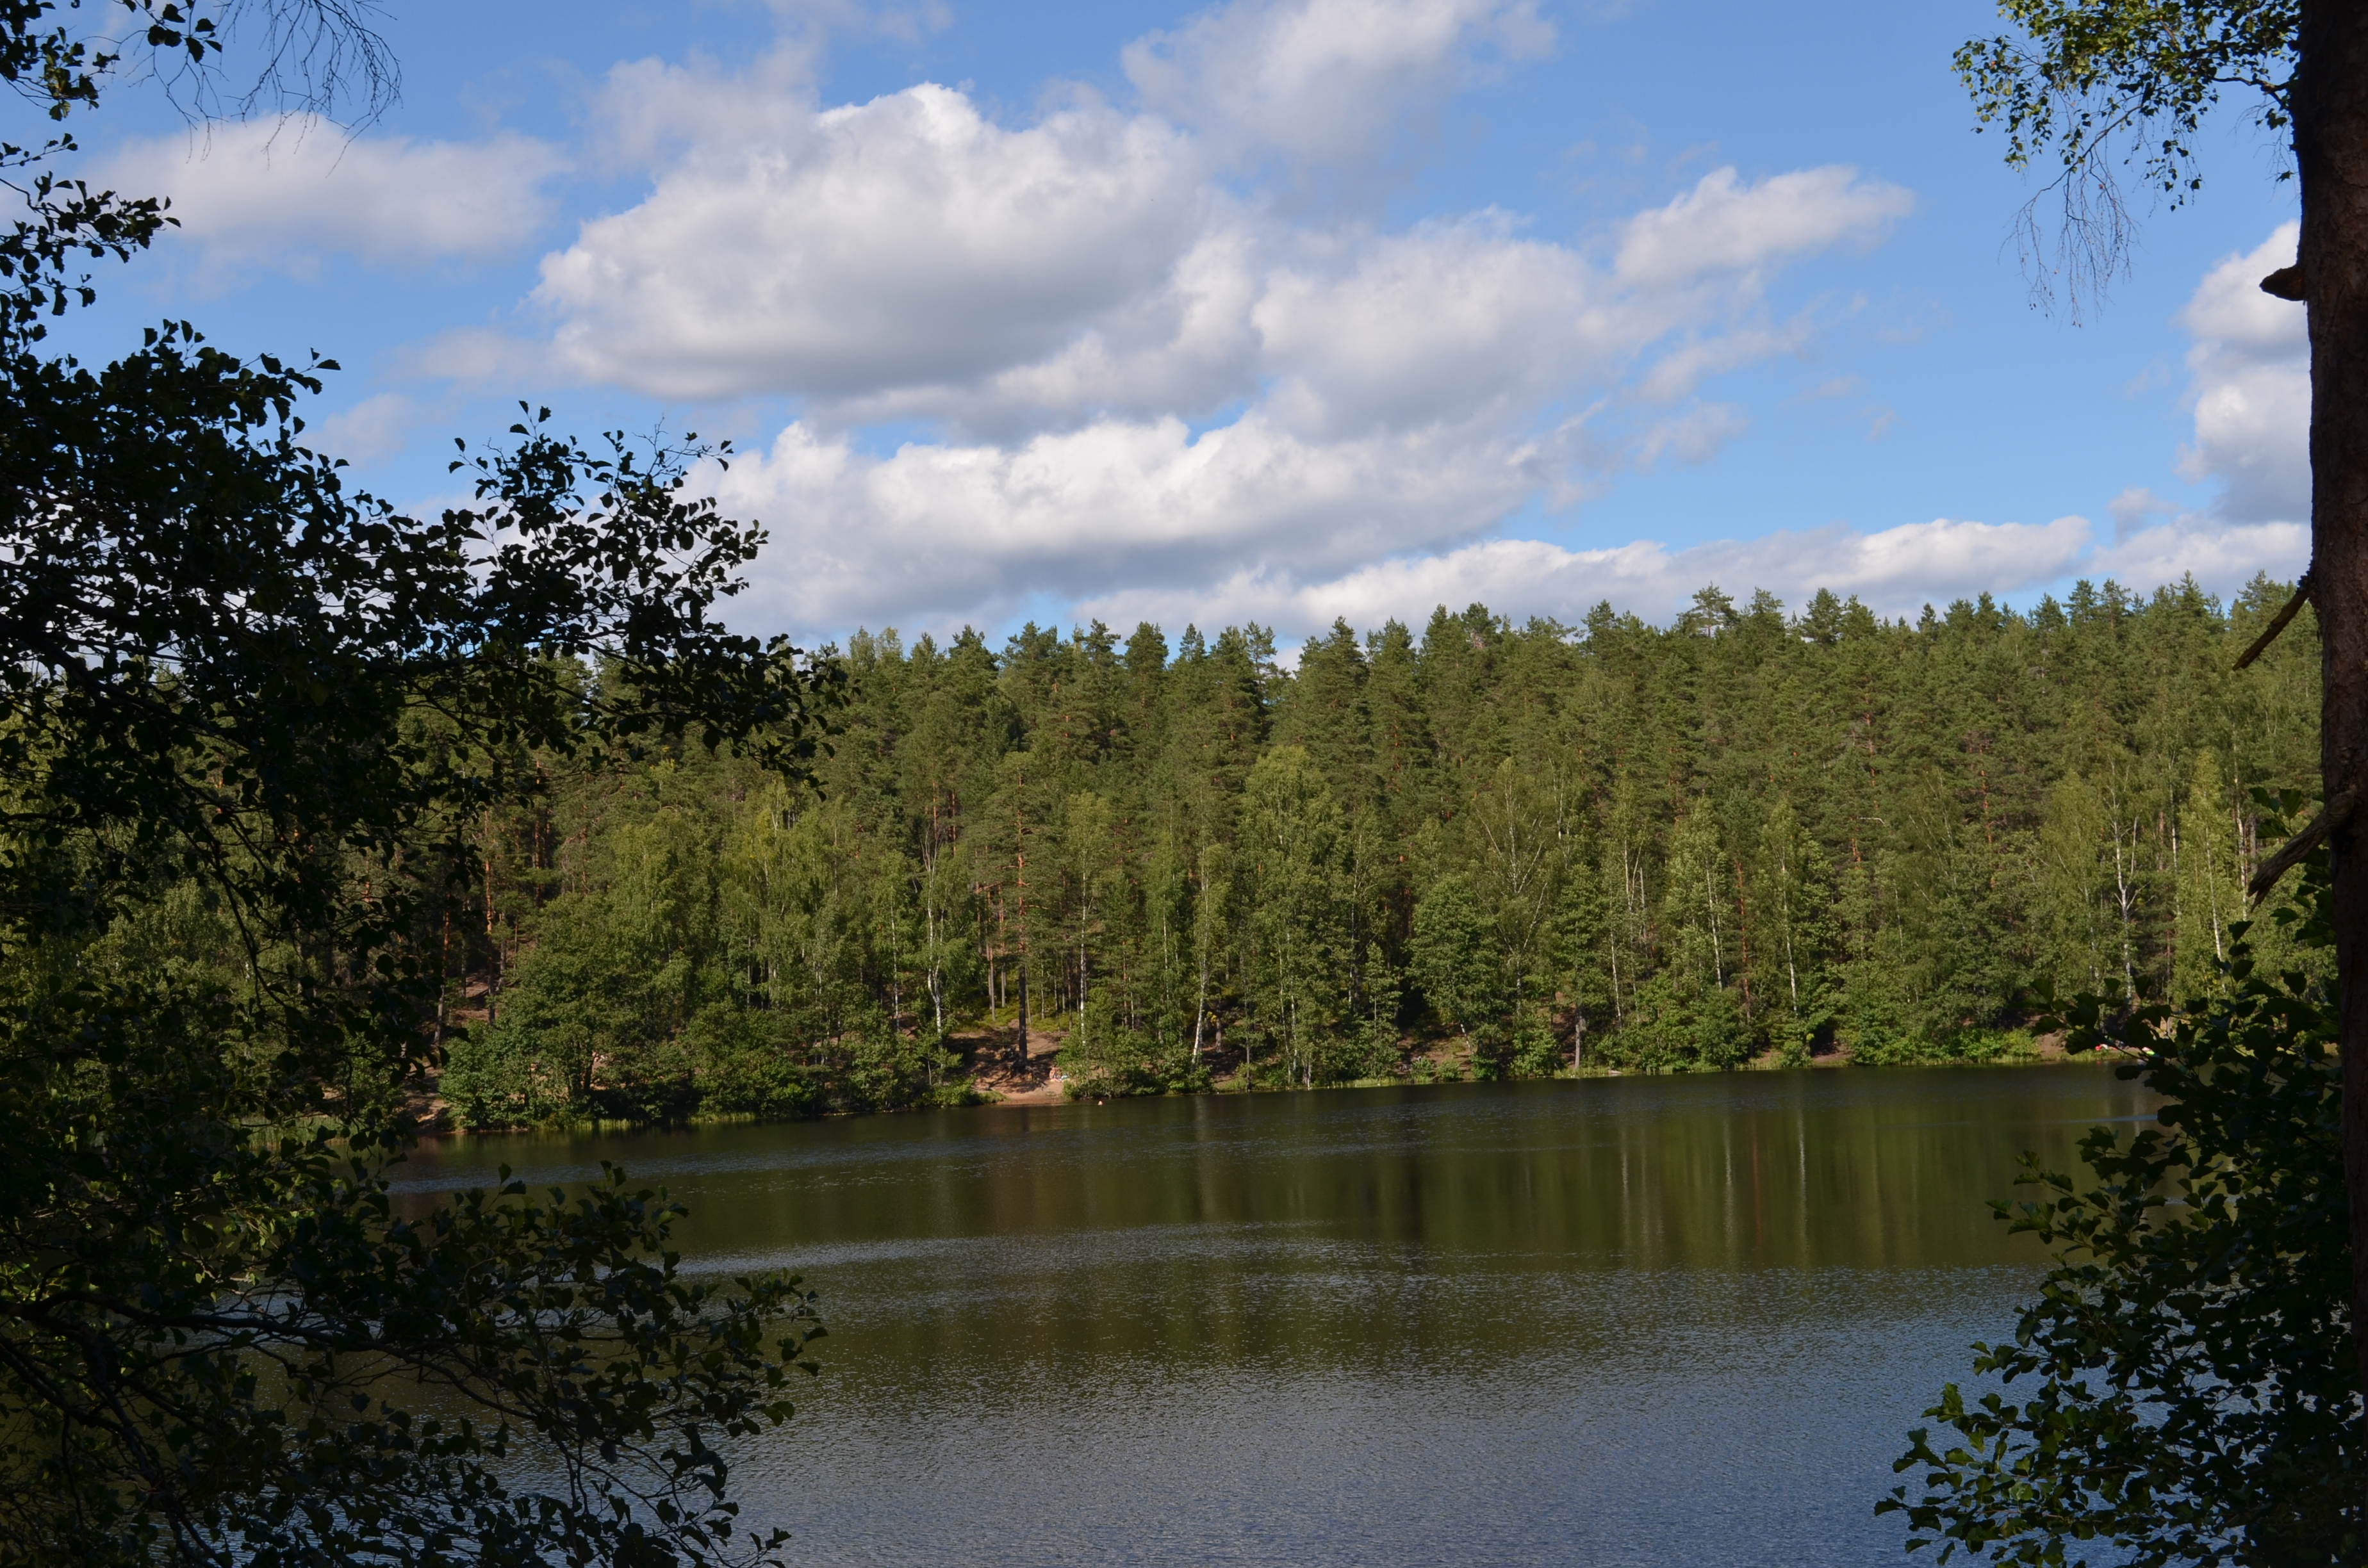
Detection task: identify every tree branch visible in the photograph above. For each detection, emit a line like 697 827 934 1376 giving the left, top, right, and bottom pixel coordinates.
2234 569 2315 668
2249 789 2355 905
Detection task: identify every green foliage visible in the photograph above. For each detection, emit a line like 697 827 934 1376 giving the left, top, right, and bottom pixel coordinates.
1755 796 1835 1065
1057 989 1212 1099
1955 1 2298 309
1960 0 2297 186
1882 852 2360 1565
1238 747 1351 1086
446 771 976 1126
0 1151 824 1567
0 5 837 1560
477 576 2319 1102
1411 873 1501 1062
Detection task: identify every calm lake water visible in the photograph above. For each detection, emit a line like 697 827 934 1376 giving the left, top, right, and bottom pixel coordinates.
397 1066 2156 1567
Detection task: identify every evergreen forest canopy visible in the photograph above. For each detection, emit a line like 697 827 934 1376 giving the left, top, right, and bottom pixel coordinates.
442 573 2325 1127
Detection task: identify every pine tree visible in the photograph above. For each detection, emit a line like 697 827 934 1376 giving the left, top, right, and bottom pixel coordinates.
1411 872 1499 1070
1237 747 1350 1087
446 578 2323 1106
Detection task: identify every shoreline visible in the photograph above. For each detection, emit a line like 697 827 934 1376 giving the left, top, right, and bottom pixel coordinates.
412 1037 2146 1138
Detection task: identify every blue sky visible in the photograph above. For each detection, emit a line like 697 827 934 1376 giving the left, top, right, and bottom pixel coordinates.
60 0 2307 647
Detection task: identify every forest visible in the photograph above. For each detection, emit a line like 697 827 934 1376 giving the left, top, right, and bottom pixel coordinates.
436 575 2324 1126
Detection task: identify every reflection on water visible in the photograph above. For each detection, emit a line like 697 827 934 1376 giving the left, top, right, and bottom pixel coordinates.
398 1066 2154 1567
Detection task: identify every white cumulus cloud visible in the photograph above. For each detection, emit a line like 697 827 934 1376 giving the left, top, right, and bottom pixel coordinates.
2031 224 2315 603
96 116 566 273
2176 222 2307 523
538 84 1206 402
1074 516 2094 639
513 35 1910 443
1064 502 2311 648
621 137 1917 642
389 8 1920 643
2091 514 2307 592
1122 0 1552 178
709 412 1543 634
1254 215 1615 437
304 391 422 464
1613 165 1913 289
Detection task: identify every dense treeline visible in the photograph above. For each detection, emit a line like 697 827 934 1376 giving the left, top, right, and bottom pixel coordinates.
441 576 2323 1125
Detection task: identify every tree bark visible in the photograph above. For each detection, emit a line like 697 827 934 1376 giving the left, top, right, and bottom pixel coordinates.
2296 0 2368 1437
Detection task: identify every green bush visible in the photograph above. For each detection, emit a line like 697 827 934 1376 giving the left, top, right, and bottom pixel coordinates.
1884 858 2361 1564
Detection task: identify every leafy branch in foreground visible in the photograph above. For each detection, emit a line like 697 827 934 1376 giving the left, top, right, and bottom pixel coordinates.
0 1142 823 1566
0 359 836 1563
1954 0 2298 314
1881 812 2359 1566
0 3 842 1562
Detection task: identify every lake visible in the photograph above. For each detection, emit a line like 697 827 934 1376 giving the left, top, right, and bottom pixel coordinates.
396 1065 2155 1567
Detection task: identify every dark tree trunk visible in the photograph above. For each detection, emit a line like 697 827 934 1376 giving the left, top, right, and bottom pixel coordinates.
1015 964 1030 1072
2296 0 2368 1430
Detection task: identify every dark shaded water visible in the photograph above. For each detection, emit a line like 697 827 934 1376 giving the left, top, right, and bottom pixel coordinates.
398 1066 2155 1567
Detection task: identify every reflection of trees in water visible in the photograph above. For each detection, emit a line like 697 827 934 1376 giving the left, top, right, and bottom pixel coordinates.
407 1069 2153 1375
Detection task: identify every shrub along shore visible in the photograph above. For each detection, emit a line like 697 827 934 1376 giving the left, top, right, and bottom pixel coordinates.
437 578 2322 1130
